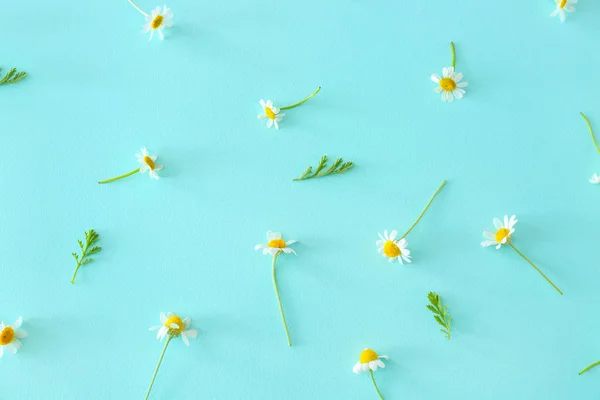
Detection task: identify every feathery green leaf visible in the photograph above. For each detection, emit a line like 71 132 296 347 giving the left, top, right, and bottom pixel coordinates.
0 67 27 85
426 291 452 340
293 155 354 181
71 229 101 284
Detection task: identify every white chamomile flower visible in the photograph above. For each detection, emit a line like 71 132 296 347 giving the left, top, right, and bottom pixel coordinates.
254 230 299 346
353 348 389 374
431 67 468 102
257 87 321 130
377 229 411 264
353 348 389 398
550 0 577 22
145 312 198 399
255 231 297 256
136 147 163 180
481 215 517 249
142 5 173 40
590 173 600 184
0 317 28 357
99 147 164 184
149 312 198 346
258 100 285 129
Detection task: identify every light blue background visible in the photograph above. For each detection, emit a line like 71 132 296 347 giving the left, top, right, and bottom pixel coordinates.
2 0 600 399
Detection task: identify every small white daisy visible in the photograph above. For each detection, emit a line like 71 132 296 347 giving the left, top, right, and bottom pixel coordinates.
590 173 600 184
136 147 163 180
431 67 468 102
149 312 198 346
376 229 411 264
255 231 297 256
142 5 174 40
550 0 577 22
481 215 518 249
257 100 286 129
0 317 28 357
353 348 389 374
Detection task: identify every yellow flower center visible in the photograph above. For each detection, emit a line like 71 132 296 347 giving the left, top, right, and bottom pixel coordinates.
144 155 155 170
559 0 567 8
164 315 185 335
439 78 457 92
495 228 511 243
268 239 287 248
359 349 379 363
265 107 276 120
383 240 401 258
0 327 15 345
151 15 164 29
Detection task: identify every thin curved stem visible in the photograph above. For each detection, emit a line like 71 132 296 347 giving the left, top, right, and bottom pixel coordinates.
280 87 321 110
581 112 600 155
401 180 447 239
508 243 563 295
450 42 456 68
128 0 149 16
98 168 140 184
369 370 384 400
580 360 600 375
144 336 172 400
71 264 82 284
272 252 292 346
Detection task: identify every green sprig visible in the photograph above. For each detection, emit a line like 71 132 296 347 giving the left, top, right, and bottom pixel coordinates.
0 68 27 85
71 229 101 284
427 291 451 340
293 155 354 181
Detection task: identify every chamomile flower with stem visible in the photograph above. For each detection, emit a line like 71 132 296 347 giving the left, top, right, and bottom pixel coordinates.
481 215 563 295
431 42 468 102
580 113 600 184
0 317 27 358
550 0 577 22
353 348 389 400
258 87 321 129
128 0 173 40
146 312 198 400
377 180 446 264
98 147 163 184
254 231 297 346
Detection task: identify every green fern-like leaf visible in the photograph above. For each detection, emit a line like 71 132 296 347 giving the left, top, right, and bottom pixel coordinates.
0 68 27 85
427 291 452 340
293 155 354 181
71 229 102 284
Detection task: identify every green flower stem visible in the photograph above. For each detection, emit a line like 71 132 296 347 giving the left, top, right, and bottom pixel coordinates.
401 180 447 239
128 0 149 16
280 87 321 110
581 112 600 155
272 252 292 346
450 42 456 68
508 243 563 295
144 336 173 400
580 360 600 375
98 168 140 184
369 370 384 400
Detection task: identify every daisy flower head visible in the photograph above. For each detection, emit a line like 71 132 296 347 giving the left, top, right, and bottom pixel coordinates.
136 147 163 180
481 215 518 249
376 229 411 264
353 348 389 374
431 67 468 102
142 5 173 40
590 173 600 184
0 317 27 357
149 312 198 346
550 0 577 22
255 231 297 256
258 100 285 129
